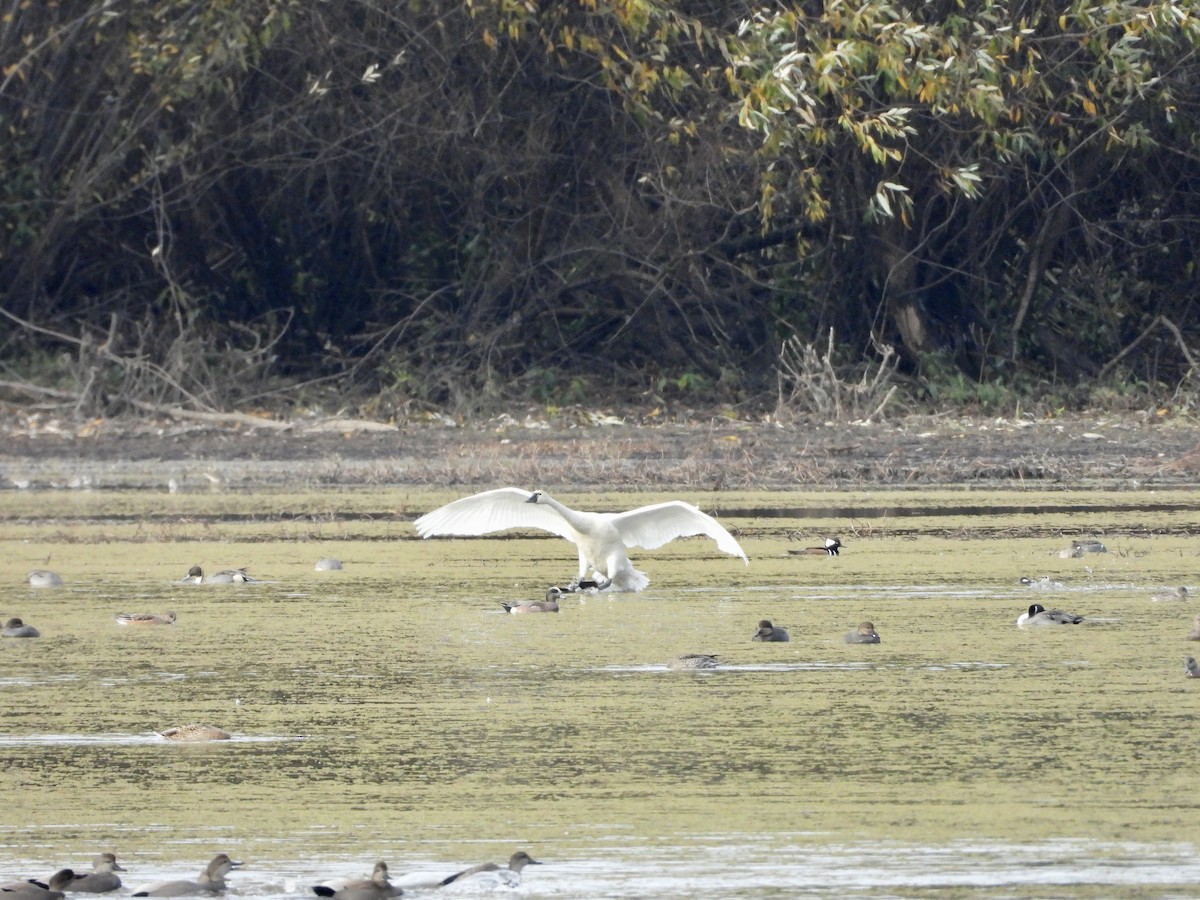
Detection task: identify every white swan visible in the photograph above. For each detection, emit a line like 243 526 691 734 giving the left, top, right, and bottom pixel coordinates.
414 488 747 591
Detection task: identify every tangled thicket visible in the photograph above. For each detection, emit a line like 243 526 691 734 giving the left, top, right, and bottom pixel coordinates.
2 0 1199 416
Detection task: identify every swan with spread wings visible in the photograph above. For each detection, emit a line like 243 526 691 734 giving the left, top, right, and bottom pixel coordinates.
414 488 747 592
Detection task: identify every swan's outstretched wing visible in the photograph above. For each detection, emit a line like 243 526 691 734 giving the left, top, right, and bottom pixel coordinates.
414 488 575 541
611 501 747 562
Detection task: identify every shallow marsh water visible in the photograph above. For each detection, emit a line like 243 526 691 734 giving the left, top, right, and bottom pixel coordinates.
2 487 1200 897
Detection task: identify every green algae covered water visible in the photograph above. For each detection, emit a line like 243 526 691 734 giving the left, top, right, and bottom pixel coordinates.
1 486 1199 897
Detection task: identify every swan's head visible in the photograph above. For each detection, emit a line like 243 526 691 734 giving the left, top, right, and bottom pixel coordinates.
526 490 544 504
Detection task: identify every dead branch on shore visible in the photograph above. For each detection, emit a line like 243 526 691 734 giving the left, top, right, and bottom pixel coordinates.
775 328 899 423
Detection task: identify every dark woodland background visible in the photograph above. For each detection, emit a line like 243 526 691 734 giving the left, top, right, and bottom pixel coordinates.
3 1 1199 418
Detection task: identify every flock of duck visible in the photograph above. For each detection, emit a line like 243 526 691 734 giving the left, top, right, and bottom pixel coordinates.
1014 539 1200 678
11 491 1197 668
2 852 543 899
9 559 342 644
664 615 882 670
8 488 1199 886
11 559 348 742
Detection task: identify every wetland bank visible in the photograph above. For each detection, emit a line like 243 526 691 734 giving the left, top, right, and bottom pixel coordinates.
3 412 1200 896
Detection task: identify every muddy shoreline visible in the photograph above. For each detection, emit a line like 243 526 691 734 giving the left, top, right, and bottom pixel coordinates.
3 406 1199 491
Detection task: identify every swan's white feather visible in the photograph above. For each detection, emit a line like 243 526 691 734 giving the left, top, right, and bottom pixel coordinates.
610 500 747 559
413 487 575 541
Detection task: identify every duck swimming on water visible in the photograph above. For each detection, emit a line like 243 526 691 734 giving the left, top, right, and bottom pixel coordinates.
130 856 241 898
312 862 401 900
501 597 560 613
158 724 231 742
115 611 176 626
668 654 719 670
1016 604 1083 627
67 854 125 893
2 617 40 637
2 869 75 900
179 566 258 584
751 619 790 642
788 537 841 556
438 851 542 888
844 621 881 644
27 570 64 588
